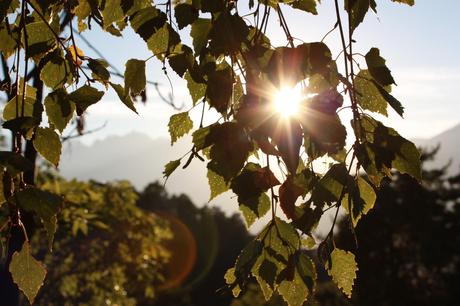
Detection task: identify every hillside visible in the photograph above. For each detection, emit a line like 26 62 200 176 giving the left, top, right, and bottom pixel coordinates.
415 122 460 174
59 132 237 212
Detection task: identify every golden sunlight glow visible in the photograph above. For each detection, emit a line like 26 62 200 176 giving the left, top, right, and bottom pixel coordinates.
272 86 303 118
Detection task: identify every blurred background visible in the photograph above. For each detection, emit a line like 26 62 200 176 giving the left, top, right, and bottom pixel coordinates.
1 0 459 305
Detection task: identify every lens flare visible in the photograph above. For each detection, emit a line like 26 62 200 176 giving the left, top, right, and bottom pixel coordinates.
272 86 303 118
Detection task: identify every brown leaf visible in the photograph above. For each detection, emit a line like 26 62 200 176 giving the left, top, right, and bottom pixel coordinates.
279 176 304 219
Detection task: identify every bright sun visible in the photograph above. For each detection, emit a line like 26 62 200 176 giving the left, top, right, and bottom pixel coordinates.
272 86 303 118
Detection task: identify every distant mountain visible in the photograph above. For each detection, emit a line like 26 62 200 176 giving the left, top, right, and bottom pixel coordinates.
414 122 460 174
59 132 238 214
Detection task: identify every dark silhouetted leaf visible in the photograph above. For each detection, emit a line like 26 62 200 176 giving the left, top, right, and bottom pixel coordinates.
69 85 104 115
175 3 198 29
365 47 396 86
125 58 146 95
110 82 138 114
190 18 211 53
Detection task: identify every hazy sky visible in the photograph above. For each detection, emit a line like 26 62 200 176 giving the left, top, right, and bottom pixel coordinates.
75 0 460 145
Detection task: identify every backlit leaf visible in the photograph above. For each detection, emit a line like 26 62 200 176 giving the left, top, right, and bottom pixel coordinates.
88 59 110 82
239 193 270 227
342 176 376 226
224 268 241 297
207 168 229 201
355 70 389 116
327 248 358 298
190 18 211 53
289 0 318 14
110 82 138 114
185 71 206 105
33 127 61 166
9 242 47 304
44 89 75 132
163 159 181 181
168 112 193 144
26 21 56 58
124 58 146 95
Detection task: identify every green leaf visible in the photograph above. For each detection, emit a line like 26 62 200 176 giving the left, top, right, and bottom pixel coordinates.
168 44 194 77
207 123 253 182
110 82 138 114
175 3 198 29
342 176 376 226
124 58 146 95
163 159 181 181
252 256 278 300
327 248 358 298
231 163 277 226
296 252 317 293
311 163 349 205
344 0 377 33
26 21 56 58
15 187 62 249
372 79 404 117
391 0 414 5
289 0 318 14
276 218 301 248
355 70 389 116
40 50 72 89
279 176 304 219
68 85 104 115
101 0 122 25
208 13 249 55
235 239 263 279
33 127 61 166
168 111 193 144
9 242 47 304
239 192 270 227
3 80 40 121
207 168 229 201
365 47 395 86
190 18 211 53
277 270 310 306
0 23 18 57
206 66 234 114
192 125 212 150
146 23 180 56
44 89 75 132
88 58 110 82
130 6 166 42
356 118 421 183
185 71 206 105
224 267 242 297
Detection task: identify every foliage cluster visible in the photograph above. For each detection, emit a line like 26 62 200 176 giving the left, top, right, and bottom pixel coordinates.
0 0 419 304
22 176 171 305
